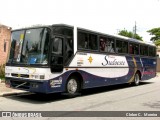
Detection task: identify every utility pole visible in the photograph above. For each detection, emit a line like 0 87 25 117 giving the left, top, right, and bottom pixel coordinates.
134 21 137 35
133 21 137 38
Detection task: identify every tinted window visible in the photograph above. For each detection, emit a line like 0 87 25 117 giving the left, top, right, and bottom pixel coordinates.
149 47 156 57
129 43 139 55
140 45 148 56
89 34 98 50
122 41 128 53
78 32 88 49
9 30 25 62
100 36 115 53
116 40 128 53
52 37 63 55
116 40 122 53
64 37 73 64
52 27 73 36
78 31 98 50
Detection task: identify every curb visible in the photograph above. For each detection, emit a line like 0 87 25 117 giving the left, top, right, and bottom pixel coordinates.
0 92 31 97
0 81 31 97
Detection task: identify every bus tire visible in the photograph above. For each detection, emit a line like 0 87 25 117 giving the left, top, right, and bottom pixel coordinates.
66 76 81 97
133 72 140 86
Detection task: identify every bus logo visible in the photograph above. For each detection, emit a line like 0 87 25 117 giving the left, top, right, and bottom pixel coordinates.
102 55 125 66
88 56 93 64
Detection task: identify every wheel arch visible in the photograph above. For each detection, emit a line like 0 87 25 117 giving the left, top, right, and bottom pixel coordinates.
67 71 84 89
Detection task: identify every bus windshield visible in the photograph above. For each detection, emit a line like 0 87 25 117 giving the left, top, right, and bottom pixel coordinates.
9 28 49 65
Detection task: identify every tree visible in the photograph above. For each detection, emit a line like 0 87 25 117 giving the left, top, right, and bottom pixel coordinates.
147 27 160 46
154 40 160 46
118 30 143 41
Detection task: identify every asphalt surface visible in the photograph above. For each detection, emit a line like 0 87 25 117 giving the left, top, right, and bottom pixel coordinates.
0 75 160 120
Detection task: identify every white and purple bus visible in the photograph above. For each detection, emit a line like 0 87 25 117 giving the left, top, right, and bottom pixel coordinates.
5 24 157 96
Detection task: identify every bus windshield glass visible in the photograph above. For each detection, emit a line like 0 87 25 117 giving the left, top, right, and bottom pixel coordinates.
9 28 49 65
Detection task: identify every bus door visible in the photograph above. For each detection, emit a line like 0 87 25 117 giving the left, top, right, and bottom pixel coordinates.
50 36 64 72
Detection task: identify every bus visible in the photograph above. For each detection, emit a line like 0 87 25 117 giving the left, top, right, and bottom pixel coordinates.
5 24 157 96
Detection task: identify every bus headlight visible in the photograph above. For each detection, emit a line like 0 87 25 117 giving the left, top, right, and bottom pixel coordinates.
34 75 39 79
30 75 39 79
30 74 45 79
5 73 10 77
40 75 45 79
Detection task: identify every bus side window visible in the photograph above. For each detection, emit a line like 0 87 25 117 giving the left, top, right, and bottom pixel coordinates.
64 37 73 64
51 37 63 66
100 36 115 53
52 37 62 55
78 32 88 49
116 40 122 53
100 37 106 52
135 44 139 55
129 44 133 54
89 34 98 50
140 45 144 55
149 47 156 57
121 41 128 53
107 38 115 53
129 43 139 55
78 31 98 50
140 45 148 56
144 46 148 56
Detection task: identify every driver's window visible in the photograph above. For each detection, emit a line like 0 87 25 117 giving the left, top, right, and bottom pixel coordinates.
52 37 63 55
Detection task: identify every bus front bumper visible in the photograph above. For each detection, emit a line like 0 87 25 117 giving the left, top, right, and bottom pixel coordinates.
5 77 64 94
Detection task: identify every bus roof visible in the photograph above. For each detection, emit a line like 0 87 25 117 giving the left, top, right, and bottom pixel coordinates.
11 25 51 31
113 34 155 46
77 27 155 47
11 24 155 47
12 24 74 31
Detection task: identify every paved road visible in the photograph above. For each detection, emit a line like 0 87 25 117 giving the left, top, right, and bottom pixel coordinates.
0 76 160 120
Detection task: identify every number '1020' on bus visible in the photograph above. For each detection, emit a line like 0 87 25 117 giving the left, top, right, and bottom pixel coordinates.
5 24 157 96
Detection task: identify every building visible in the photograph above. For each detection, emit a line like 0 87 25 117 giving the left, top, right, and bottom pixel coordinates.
0 24 11 65
156 46 160 72
157 46 160 57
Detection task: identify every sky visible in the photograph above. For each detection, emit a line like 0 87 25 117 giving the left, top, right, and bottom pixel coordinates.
0 0 160 42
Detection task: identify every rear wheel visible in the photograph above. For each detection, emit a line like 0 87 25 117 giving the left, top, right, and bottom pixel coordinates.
133 72 140 86
66 76 81 97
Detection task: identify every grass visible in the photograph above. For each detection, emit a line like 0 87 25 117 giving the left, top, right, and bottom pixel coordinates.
0 64 5 81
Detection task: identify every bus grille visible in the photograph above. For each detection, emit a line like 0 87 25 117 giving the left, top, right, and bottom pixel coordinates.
10 80 30 89
11 73 29 78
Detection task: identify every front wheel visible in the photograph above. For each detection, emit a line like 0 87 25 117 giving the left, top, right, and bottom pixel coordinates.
133 72 140 86
66 76 80 97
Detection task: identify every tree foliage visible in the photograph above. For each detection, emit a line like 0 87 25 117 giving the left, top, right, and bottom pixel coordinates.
154 40 160 46
118 30 143 41
147 27 160 46
0 64 5 79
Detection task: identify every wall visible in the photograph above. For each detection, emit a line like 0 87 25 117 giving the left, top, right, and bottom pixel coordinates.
0 25 11 65
157 58 160 72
